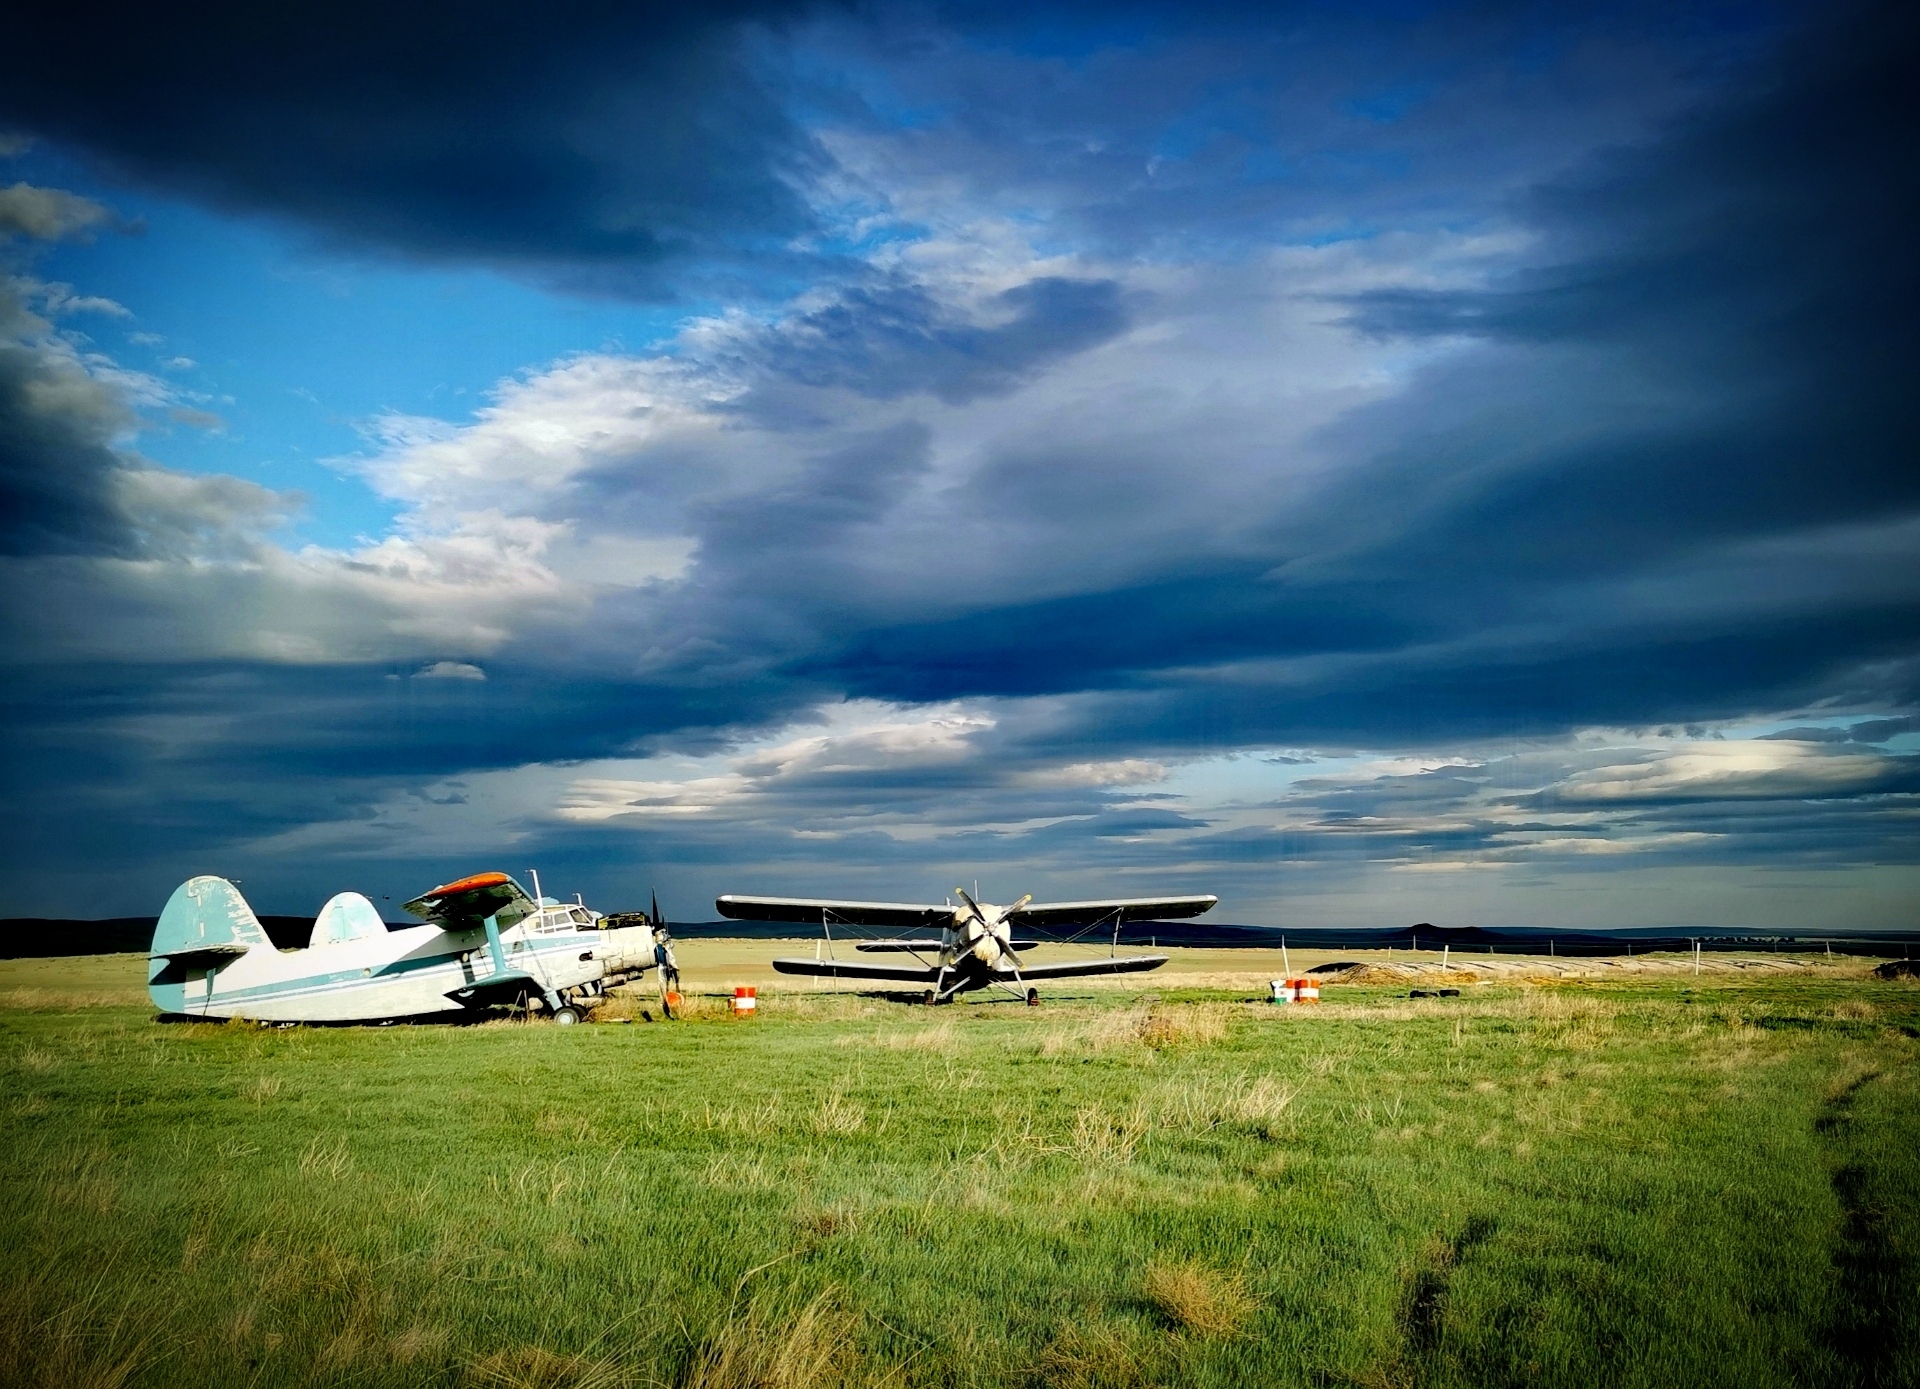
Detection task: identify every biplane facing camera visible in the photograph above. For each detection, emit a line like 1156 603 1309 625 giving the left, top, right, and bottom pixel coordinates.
716 886 1217 1004
148 871 666 1024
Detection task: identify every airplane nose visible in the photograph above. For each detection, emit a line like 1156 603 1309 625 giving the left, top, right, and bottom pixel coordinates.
597 926 657 975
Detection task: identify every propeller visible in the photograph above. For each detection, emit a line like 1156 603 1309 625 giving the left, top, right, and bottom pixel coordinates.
954 888 1036 968
651 888 680 1018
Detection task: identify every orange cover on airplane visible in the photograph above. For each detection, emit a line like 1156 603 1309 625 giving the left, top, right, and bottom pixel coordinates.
426 870 512 897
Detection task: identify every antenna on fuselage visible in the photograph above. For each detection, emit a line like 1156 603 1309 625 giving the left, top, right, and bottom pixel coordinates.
528 868 544 907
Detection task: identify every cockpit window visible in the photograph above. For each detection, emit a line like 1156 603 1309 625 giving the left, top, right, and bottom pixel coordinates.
569 907 594 929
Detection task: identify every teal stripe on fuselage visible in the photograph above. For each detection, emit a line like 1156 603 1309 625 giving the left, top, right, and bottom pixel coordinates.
201 936 594 1006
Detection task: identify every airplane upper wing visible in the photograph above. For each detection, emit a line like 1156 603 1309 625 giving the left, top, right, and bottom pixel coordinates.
717 895 956 930
1006 895 1218 929
404 871 537 928
1007 954 1170 981
770 956 941 983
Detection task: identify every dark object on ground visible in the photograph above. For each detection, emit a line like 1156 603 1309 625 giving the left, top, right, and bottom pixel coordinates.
1873 960 1920 980
1410 988 1462 998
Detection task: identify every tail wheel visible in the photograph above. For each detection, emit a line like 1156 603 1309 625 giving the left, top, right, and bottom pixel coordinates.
1025 988 1040 1007
552 1005 583 1026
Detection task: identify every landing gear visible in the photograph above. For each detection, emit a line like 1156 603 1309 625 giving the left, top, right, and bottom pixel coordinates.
1025 987 1040 1007
552 1005 583 1026
922 989 937 1006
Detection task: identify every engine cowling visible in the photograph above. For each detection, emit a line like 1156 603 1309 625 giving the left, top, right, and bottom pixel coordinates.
595 925 658 977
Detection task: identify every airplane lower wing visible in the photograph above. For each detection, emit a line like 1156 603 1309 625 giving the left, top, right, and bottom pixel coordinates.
1007 896 1218 929
770 957 940 983
1005 954 1170 980
448 971 541 1006
719 895 955 930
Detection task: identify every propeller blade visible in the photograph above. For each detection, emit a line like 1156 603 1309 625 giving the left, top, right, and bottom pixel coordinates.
954 888 993 934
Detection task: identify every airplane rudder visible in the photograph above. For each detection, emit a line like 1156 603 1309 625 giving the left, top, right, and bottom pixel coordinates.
311 891 385 947
152 875 269 958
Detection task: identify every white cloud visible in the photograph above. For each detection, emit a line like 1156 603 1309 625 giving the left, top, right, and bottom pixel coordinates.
1553 741 1892 803
352 353 733 522
11 277 132 317
554 700 995 823
415 660 486 681
0 183 113 241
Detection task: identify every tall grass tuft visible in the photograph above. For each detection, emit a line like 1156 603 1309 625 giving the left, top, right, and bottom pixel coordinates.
1137 1004 1230 1050
685 1289 865 1389
1140 1258 1258 1336
1034 1322 1157 1388
468 1343 631 1389
0 1277 161 1389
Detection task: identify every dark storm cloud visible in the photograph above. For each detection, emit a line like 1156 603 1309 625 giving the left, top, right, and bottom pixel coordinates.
0 267 287 559
794 1 1920 747
0 327 135 556
1761 717 1916 744
0 654 814 909
818 0 1782 256
0 0 836 296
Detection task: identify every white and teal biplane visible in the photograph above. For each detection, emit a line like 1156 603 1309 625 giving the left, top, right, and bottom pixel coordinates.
148 870 664 1024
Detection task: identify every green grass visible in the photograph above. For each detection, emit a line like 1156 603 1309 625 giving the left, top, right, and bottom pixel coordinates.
1 955 1916 1388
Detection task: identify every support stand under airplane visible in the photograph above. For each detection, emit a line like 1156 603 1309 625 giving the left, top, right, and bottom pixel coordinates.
715 887 1217 1004
148 871 667 1024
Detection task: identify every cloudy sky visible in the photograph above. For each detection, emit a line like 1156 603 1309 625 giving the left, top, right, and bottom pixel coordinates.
1 0 1914 926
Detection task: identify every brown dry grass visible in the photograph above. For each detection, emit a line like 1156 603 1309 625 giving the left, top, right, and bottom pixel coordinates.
1039 1002 1237 1056
685 1289 869 1389
1140 1258 1259 1336
1152 1072 1299 1133
0 1276 162 1389
468 1343 631 1389
1138 1004 1231 1049
1033 1322 1157 1388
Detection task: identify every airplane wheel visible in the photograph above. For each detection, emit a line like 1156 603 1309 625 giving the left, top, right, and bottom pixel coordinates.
552 1006 583 1026
1025 988 1040 1007
922 989 937 1006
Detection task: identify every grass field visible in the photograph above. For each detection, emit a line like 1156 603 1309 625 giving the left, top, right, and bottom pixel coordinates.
1 947 1916 1388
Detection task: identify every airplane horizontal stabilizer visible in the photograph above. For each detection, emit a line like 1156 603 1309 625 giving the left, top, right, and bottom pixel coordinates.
770 957 939 983
1007 954 1170 981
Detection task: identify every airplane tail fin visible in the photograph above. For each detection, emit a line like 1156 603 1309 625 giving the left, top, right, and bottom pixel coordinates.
310 892 386 947
150 876 268 986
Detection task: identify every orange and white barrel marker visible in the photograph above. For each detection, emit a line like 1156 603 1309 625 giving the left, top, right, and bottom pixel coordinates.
732 985 758 1015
